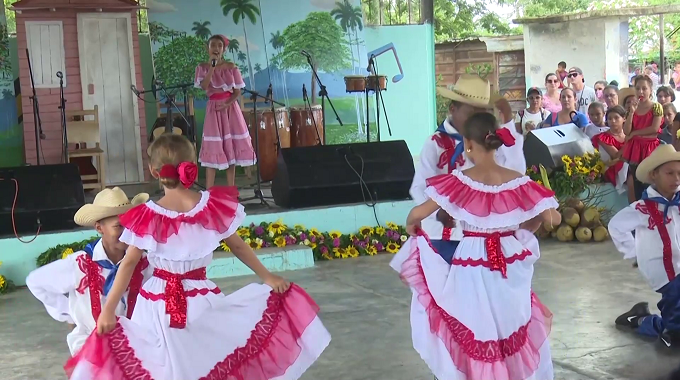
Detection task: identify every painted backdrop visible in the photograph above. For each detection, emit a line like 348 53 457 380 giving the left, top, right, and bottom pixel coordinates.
0 8 22 168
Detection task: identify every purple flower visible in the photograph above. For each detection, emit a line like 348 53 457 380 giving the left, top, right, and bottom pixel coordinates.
531 165 538 172
263 241 270 247
320 246 329 254
375 242 384 251
332 238 340 247
310 235 317 243
285 235 297 245
352 237 359 244
357 241 367 248
254 226 265 236
388 231 398 241
300 233 307 240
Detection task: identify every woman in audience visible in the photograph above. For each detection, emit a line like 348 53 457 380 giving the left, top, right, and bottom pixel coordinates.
594 80 609 104
542 73 562 114
541 88 589 128
603 85 619 109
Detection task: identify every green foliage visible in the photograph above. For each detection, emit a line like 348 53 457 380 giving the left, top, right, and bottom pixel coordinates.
220 0 261 25
3 0 17 34
435 74 449 124
464 63 493 79
434 0 520 42
153 36 208 99
280 12 351 102
191 21 212 40
331 0 364 33
149 21 179 45
36 237 98 267
0 24 11 80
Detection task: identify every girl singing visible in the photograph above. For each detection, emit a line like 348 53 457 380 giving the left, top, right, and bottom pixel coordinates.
195 35 256 188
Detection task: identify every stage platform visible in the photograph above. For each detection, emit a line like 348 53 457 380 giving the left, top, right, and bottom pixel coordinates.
0 177 414 286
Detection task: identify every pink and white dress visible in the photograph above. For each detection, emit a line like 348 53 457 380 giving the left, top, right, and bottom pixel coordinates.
391 171 557 380
195 64 257 170
64 186 331 380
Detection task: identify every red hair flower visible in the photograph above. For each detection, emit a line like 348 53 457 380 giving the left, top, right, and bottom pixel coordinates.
159 162 198 188
495 127 516 147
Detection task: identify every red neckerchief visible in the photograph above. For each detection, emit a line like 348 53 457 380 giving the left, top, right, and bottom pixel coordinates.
637 201 675 281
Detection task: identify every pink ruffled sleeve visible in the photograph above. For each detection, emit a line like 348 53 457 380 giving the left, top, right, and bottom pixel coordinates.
194 64 208 88
232 66 246 88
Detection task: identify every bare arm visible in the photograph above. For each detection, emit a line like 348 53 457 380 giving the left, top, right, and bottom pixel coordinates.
407 199 441 227
223 88 241 106
519 208 561 232
599 142 620 160
101 247 142 315
199 61 217 91
630 115 663 137
623 111 634 136
224 234 272 280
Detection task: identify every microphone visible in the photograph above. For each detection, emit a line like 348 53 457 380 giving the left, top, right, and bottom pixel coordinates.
211 59 217 67
302 84 308 99
367 54 375 74
130 85 140 97
56 71 63 79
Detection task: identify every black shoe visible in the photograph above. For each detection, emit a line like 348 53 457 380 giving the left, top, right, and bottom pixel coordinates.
615 302 651 328
660 329 680 349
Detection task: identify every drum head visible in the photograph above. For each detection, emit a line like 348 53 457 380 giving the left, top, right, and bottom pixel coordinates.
345 75 365 79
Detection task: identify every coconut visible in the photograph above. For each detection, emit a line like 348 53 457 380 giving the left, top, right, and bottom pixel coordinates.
562 207 580 228
565 198 585 213
593 226 610 242
556 224 574 242
580 218 603 229
575 227 593 242
535 227 551 239
550 231 558 239
582 207 600 224
543 220 556 232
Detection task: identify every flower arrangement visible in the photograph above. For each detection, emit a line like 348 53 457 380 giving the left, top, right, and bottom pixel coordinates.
0 261 15 294
36 222 409 267
526 152 606 200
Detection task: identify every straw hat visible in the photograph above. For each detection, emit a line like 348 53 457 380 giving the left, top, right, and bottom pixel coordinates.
636 145 680 184
74 187 149 227
618 87 636 105
436 74 503 109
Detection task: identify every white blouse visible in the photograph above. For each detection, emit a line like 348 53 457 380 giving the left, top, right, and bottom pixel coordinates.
26 240 152 355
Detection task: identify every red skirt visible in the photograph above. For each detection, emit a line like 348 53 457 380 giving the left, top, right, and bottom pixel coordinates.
622 136 659 165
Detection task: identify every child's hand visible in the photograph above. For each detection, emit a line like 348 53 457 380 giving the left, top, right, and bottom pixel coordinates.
264 274 290 293
406 223 420 237
215 101 229 111
96 310 117 335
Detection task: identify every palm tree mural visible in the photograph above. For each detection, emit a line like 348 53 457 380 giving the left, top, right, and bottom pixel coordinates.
331 0 365 133
191 21 212 40
221 0 260 88
227 38 240 62
254 63 262 72
269 30 288 103
237 51 247 65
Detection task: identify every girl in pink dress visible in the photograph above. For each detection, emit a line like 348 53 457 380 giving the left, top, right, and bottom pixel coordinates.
392 112 561 380
195 35 256 188
64 134 330 380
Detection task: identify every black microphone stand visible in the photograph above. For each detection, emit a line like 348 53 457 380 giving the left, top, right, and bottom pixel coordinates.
26 49 45 165
302 84 322 145
241 88 284 207
366 55 392 143
304 53 341 144
57 71 68 164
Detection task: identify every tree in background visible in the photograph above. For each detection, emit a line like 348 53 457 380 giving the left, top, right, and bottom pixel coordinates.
153 36 207 99
227 38 240 62
221 0 260 88
237 51 247 65
149 21 176 45
269 31 289 103
254 63 262 72
191 21 212 40
280 12 351 104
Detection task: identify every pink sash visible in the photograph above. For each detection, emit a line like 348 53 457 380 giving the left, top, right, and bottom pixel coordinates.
209 92 232 101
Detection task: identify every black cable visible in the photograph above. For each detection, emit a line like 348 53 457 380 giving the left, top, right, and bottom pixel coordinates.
343 152 381 227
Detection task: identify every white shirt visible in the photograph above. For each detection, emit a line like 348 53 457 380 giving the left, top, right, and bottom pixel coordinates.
608 187 680 291
410 119 526 241
584 123 609 139
514 108 547 135
26 240 152 355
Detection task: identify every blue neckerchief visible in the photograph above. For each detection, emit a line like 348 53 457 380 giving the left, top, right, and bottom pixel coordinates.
84 238 120 298
436 121 464 168
641 189 680 219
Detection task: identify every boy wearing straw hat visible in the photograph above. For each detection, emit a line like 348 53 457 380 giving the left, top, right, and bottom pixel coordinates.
410 74 526 264
26 187 152 355
609 144 680 348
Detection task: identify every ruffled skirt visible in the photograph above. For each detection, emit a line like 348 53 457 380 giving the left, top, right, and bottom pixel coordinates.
622 136 659 165
64 274 330 380
390 231 553 380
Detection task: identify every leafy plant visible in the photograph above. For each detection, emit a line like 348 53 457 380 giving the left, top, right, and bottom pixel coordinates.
36 237 98 267
221 0 261 88
529 152 606 200
464 63 493 80
153 36 208 100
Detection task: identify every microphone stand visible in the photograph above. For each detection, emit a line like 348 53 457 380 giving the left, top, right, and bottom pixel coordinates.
26 49 45 165
241 88 285 207
304 53 341 144
302 84 322 145
366 55 392 143
57 71 68 163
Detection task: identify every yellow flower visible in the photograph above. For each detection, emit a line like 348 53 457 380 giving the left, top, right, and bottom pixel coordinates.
309 228 322 237
366 246 378 256
274 236 286 247
386 242 400 253
565 167 573 176
61 248 74 260
0 275 5 290
220 241 231 252
386 222 399 230
322 252 333 260
578 166 590 175
536 179 543 186
561 155 572 165
268 220 287 235
309 242 317 249
329 230 342 239
237 227 250 238
347 246 360 258
333 247 347 258
359 226 374 236
303 239 311 246
244 238 252 245
294 224 306 230
349 234 358 242
248 240 262 250
375 227 386 236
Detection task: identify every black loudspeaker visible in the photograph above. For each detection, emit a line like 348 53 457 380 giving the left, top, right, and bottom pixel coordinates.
271 141 415 209
0 164 85 236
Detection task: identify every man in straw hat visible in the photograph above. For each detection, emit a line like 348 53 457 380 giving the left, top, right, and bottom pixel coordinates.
410 74 526 264
26 187 152 355
609 144 680 348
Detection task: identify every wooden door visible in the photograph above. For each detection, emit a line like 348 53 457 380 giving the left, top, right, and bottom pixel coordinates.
78 13 142 184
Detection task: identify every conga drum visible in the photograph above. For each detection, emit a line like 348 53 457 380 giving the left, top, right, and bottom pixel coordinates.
290 105 324 147
366 75 387 91
244 107 290 182
344 75 366 93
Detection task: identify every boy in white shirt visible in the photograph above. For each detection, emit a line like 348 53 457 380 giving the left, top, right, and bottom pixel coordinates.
514 87 547 136
26 187 151 355
609 145 680 348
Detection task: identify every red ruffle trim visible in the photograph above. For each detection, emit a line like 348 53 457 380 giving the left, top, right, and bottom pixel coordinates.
591 132 624 150
119 186 241 244
452 249 532 268
399 239 552 380
426 174 555 218
140 287 221 301
64 284 320 380
622 137 659 165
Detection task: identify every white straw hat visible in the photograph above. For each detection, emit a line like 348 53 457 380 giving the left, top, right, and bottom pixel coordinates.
636 144 680 184
436 74 503 109
74 187 149 227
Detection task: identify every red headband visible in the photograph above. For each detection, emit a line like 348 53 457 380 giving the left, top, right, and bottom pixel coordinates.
158 162 198 188
489 128 515 147
219 34 229 46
